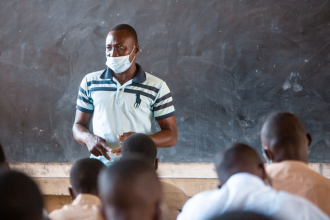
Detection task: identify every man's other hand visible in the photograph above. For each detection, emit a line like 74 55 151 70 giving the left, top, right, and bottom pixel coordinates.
118 132 136 144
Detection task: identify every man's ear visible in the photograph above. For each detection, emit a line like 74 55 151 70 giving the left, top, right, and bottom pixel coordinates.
262 148 274 164
135 44 140 55
306 133 312 147
68 186 75 200
155 158 159 171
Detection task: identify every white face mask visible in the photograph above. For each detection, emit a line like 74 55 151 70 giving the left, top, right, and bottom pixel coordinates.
106 46 136 73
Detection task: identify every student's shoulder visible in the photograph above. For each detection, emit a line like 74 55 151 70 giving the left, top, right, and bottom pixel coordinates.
276 191 329 219
276 190 317 208
48 204 75 219
184 190 217 207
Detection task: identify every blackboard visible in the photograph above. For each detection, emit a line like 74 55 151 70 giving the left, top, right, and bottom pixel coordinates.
1 0 330 162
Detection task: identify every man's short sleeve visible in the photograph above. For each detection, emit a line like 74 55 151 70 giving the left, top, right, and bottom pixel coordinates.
76 76 94 114
152 82 175 121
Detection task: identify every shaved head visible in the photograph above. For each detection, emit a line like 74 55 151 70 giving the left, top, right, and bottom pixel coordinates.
0 170 43 220
70 158 105 197
98 158 163 220
110 24 138 44
260 112 311 163
215 143 265 184
121 133 157 166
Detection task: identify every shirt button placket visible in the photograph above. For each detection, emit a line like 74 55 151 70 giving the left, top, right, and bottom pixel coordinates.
116 87 123 104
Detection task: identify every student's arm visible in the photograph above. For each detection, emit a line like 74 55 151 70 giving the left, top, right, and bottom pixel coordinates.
72 110 111 160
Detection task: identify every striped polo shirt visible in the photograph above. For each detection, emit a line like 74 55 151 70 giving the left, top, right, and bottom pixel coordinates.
76 64 175 163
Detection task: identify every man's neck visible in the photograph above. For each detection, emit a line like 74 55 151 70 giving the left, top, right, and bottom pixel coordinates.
113 63 137 85
274 152 308 164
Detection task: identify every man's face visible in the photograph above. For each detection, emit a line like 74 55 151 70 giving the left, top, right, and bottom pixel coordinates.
105 30 139 60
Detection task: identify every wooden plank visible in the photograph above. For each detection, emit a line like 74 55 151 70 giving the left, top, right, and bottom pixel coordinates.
43 195 72 214
34 177 219 197
10 162 72 177
10 162 330 178
34 177 70 196
161 178 219 197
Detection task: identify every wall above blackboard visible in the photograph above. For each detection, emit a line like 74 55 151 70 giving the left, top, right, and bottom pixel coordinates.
1 0 330 162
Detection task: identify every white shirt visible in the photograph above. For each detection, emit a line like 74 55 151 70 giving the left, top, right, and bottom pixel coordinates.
177 173 329 220
76 64 175 164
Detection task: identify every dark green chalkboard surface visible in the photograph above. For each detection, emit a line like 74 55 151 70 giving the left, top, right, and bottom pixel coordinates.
1 0 330 162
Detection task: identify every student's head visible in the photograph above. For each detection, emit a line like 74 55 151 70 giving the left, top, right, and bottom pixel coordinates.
0 170 43 220
208 211 274 220
0 144 6 166
106 24 140 61
215 143 266 184
0 143 9 171
121 133 158 169
260 112 312 163
69 158 105 199
98 158 163 220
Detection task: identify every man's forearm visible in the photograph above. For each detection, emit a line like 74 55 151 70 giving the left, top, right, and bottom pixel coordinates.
72 124 92 146
149 129 177 148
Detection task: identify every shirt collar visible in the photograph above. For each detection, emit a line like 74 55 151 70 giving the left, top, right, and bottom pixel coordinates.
72 194 101 206
100 63 146 83
225 173 266 188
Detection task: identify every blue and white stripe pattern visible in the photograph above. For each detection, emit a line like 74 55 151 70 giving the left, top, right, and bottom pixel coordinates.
76 64 175 163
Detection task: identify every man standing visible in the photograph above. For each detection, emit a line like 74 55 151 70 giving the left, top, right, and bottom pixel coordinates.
72 24 177 164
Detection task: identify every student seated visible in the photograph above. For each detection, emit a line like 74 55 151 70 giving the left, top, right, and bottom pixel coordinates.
49 158 105 220
121 133 189 220
177 143 329 220
261 112 330 216
98 158 164 220
0 170 44 220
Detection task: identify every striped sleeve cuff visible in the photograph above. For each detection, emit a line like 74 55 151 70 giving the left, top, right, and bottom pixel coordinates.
155 111 175 121
76 105 94 114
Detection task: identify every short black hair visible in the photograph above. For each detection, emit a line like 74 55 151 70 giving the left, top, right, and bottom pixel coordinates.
0 170 43 220
70 158 105 194
110 24 138 44
0 143 5 165
121 133 157 165
98 158 161 205
215 143 262 184
261 112 306 149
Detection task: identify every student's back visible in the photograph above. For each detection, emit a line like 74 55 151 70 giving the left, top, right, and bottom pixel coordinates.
49 158 105 220
178 143 329 220
121 133 189 220
261 112 330 216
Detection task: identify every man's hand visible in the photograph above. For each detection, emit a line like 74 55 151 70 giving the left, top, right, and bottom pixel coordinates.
118 132 136 144
86 134 112 161
110 147 121 156
110 132 136 156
